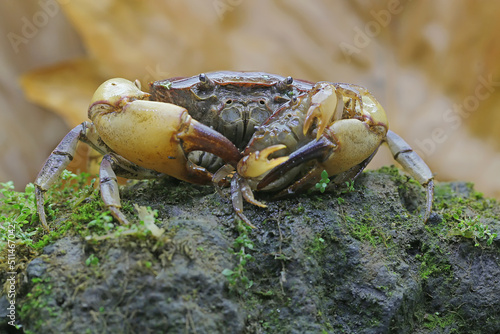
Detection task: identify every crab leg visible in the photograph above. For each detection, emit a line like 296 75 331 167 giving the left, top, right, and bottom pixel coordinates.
385 130 434 222
212 164 235 198
273 148 379 198
325 148 378 190
274 167 323 197
34 121 110 231
35 120 166 230
231 175 257 228
98 154 166 225
99 155 129 225
35 125 82 231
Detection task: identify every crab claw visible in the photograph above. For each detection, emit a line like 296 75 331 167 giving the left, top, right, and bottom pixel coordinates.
303 82 343 140
177 114 241 167
237 144 289 178
89 78 241 184
257 137 335 190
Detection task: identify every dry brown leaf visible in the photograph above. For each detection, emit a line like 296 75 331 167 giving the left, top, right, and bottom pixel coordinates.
20 58 108 127
20 58 110 174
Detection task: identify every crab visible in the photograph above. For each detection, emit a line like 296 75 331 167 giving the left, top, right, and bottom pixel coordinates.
35 71 434 231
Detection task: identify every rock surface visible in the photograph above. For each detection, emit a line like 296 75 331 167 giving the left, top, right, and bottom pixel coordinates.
3 167 500 333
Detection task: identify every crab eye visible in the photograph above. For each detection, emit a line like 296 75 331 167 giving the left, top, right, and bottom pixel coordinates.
225 99 233 105
259 99 266 105
197 73 215 90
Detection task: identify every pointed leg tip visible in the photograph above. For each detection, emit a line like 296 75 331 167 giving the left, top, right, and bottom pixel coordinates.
423 207 431 224
236 212 257 229
37 208 52 233
109 207 131 225
423 179 434 224
255 202 267 208
35 187 51 233
37 205 51 232
40 220 51 233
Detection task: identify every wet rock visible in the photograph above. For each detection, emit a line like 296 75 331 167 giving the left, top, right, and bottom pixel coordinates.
11 169 500 333
25 258 46 280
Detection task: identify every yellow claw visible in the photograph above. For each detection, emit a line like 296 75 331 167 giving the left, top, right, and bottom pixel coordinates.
89 78 241 184
89 78 151 112
237 144 289 178
303 82 340 140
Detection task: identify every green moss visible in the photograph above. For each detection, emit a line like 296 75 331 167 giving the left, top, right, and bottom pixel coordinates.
432 182 499 247
306 234 327 255
0 172 103 247
416 245 452 280
448 216 497 246
0 171 173 290
0 181 40 250
222 221 255 293
343 213 390 247
85 253 100 267
373 165 405 181
19 278 56 331
422 311 464 331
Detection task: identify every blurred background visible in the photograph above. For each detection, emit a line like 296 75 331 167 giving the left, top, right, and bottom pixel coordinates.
1 0 500 199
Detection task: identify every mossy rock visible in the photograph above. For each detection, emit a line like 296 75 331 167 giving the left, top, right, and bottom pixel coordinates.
1 167 500 333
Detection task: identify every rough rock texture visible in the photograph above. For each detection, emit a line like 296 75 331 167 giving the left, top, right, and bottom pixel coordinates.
2 167 500 333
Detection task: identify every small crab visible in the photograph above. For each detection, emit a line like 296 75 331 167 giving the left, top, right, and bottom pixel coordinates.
35 71 433 231
35 72 311 230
